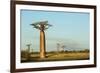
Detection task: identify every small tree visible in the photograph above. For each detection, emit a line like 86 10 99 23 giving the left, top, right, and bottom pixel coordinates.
57 43 60 53
61 45 66 52
26 44 31 60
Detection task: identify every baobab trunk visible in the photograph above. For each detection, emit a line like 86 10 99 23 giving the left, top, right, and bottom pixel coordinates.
40 30 46 58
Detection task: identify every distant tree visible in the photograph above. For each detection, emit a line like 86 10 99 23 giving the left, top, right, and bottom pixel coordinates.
26 44 31 60
84 49 89 52
57 43 60 53
61 45 66 52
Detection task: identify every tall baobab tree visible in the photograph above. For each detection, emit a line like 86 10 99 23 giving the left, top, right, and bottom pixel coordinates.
30 21 52 58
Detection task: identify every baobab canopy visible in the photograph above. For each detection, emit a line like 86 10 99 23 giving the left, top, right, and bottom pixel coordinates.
30 20 52 31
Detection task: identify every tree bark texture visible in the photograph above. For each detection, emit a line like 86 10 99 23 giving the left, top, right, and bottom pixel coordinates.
40 31 46 58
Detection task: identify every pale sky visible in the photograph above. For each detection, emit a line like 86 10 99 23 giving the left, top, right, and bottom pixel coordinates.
20 9 90 52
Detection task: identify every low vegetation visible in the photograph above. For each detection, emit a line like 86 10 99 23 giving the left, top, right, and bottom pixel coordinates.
21 49 89 63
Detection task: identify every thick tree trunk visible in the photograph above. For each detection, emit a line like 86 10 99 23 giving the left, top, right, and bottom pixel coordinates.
40 31 46 58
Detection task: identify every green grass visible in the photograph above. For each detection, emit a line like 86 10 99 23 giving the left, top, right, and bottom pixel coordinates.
21 51 89 63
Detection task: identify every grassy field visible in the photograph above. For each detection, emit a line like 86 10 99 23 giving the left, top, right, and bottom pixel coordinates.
21 51 89 63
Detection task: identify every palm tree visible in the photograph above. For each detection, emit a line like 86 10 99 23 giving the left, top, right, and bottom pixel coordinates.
30 21 52 58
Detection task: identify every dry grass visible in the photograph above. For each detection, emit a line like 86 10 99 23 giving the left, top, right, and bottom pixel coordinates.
21 51 89 62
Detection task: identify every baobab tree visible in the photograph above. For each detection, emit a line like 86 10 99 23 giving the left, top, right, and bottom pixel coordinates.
26 44 31 60
57 43 60 53
30 21 52 58
61 45 66 52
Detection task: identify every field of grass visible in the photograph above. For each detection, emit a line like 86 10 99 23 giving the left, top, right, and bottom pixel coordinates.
21 51 89 63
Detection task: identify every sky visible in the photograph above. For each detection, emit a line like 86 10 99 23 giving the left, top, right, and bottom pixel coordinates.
20 9 90 52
